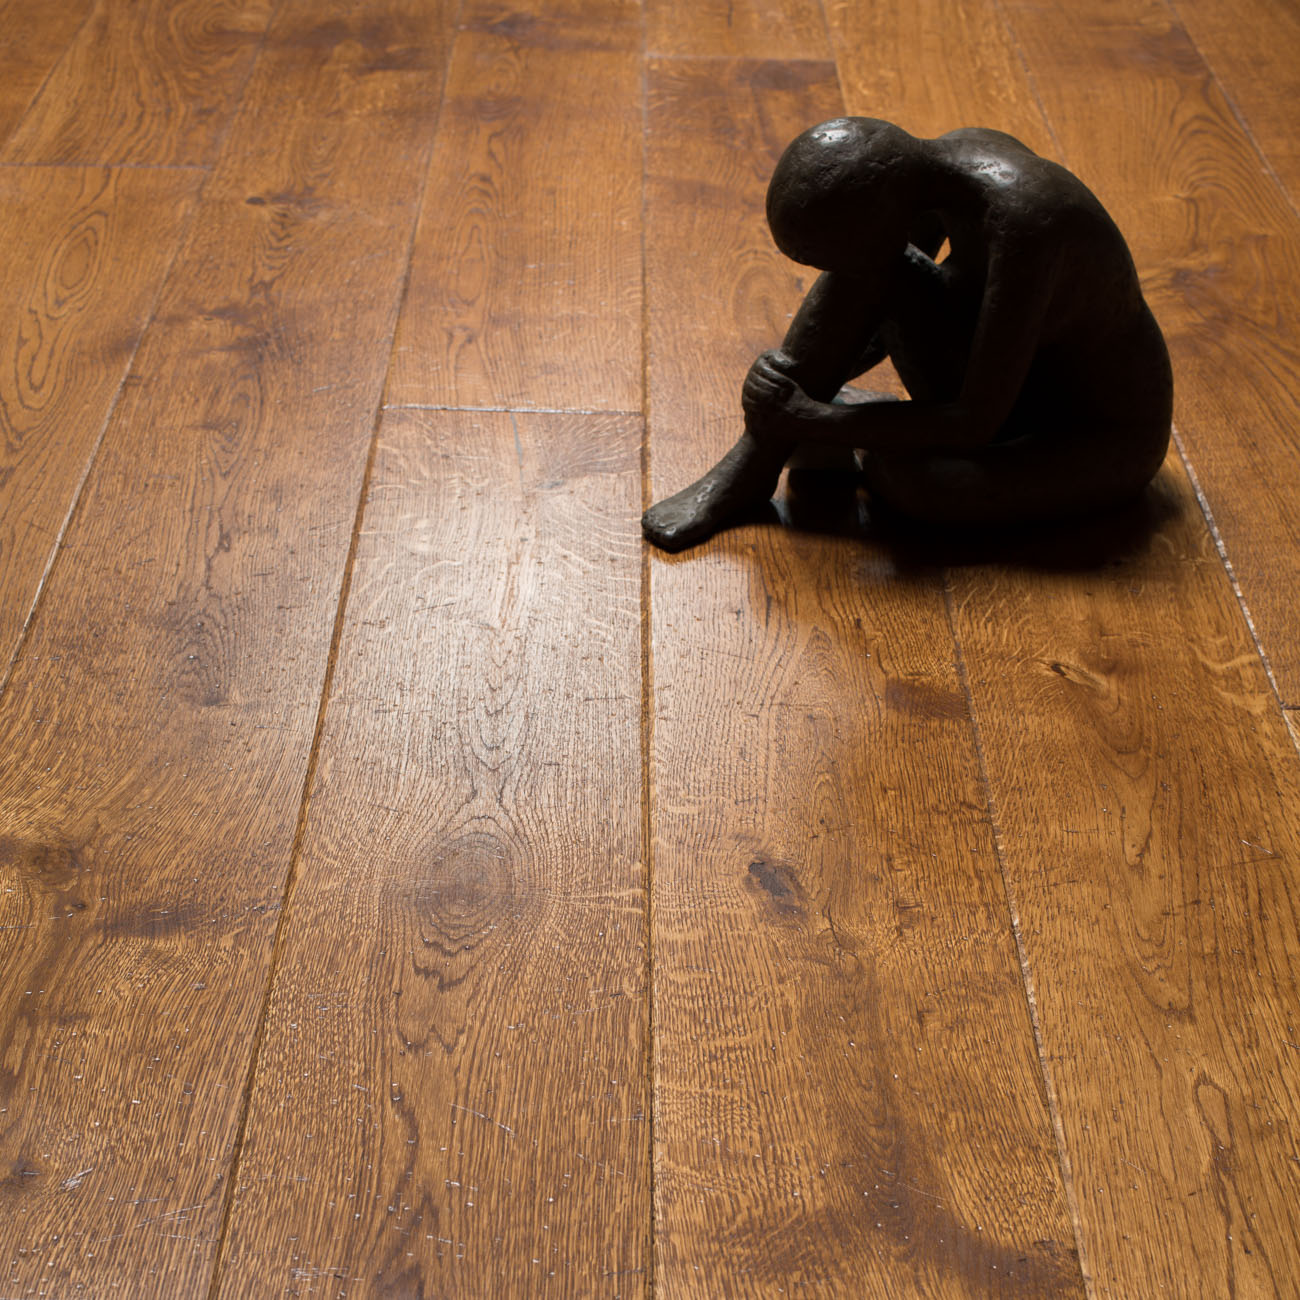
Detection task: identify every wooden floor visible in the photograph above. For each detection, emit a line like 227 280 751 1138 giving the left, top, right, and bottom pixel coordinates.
1 0 1297 1295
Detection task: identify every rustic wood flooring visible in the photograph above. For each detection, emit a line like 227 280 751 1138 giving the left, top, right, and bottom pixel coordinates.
1 0 1296 1295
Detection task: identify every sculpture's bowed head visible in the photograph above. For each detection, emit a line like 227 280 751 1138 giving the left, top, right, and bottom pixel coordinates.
765 117 922 273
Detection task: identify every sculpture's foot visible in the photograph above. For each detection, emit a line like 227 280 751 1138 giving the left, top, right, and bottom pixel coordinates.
642 435 786 552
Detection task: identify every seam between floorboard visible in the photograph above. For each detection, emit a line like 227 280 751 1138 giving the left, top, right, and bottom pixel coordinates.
1173 429 1299 743
1160 0 1300 223
0 0 100 159
0 160 210 172
384 402 642 415
201 2 468 1293
942 577 1095 1297
638 17 658 1295
0 175 207 704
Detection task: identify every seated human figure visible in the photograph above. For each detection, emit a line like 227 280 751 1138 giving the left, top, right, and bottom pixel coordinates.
641 117 1173 552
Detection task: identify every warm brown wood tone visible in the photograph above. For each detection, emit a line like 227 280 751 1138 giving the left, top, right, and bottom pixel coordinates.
830 0 1300 1291
950 470 1300 1298
0 0 94 149
3 1 1299 1296
997 0 1300 704
387 0 642 413
645 58 1083 1297
1174 0 1300 208
0 3 450 1294
216 409 648 1298
825 0 1053 156
645 0 829 60
0 0 274 167
0 165 199 687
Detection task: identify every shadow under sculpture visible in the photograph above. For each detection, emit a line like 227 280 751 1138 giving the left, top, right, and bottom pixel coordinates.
642 118 1174 552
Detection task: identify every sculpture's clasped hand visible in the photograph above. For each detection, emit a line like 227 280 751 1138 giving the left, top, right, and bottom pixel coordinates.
741 351 806 444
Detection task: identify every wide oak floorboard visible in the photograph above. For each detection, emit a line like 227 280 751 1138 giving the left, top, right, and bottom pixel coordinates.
387 0 642 414
998 0 1300 706
216 410 648 1298
0 0 276 168
0 0 95 150
1172 0 1300 210
0 165 200 689
646 57 1083 1298
830 0 1300 1291
0 3 450 1293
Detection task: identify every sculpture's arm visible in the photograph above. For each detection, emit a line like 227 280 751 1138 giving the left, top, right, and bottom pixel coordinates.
745 241 1060 453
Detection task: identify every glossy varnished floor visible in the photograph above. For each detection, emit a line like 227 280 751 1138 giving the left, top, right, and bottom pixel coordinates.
1 1 1297 1296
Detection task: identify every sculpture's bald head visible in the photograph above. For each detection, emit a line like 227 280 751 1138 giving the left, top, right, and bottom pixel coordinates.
766 118 922 270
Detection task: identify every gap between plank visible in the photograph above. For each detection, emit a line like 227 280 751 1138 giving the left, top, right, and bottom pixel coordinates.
637 14 658 1295
385 402 641 415
1160 0 1300 223
942 577 1095 1297
202 3 467 1294
0 0 292 703
1174 428 1298 738
0 196 205 702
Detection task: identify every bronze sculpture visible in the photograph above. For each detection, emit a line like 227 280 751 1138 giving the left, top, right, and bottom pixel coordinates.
642 118 1173 552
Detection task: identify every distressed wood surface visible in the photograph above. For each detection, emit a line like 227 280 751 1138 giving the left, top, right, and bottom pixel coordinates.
646 58 1083 1297
0 0 275 168
216 410 648 1298
644 0 830 60
1173 0 1300 209
830 0 1300 1291
948 471 1300 1296
998 0 1300 704
825 0 1053 155
0 0 95 149
387 0 642 413
1 0 1297 1295
0 165 200 689
0 2 450 1293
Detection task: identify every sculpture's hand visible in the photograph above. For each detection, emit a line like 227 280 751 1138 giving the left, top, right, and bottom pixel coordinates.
743 352 830 443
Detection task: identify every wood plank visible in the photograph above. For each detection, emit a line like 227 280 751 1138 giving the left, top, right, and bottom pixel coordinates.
0 0 95 149
215 410 649 1297
645 0 830 60
0 165 200 688
947 469 1300 1295
646 57 1084 1296
1174 0 1300 209
0 3 451 1294
828 0 1300 1289
825 0 1053 155
997 0 1300 703
386 0 642 413
0 0 275 167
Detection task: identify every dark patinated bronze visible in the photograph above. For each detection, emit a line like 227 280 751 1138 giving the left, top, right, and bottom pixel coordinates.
642 118 1174 552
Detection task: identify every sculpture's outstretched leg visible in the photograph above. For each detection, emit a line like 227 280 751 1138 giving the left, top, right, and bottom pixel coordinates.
643 272 884 551
640 433 789 552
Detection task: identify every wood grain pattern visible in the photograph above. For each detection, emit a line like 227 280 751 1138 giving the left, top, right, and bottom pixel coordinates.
645 0 830 60
948 468 1300 1296
825 0 1053 155
997 0 1300 703
0 0 95 150
387 0 642 413
646 58 1083 1297
216 410 648 1298
0 165 200 689
0 3 450 1294
0 0 274 167
830 0 1300 1289
1172 0 1300 208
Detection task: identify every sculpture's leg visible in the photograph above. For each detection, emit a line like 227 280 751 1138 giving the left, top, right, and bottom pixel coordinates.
643 272 881 551
862 414 1169 527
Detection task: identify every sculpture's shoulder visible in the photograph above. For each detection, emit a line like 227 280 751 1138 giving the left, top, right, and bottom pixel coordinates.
939 128 1118 242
